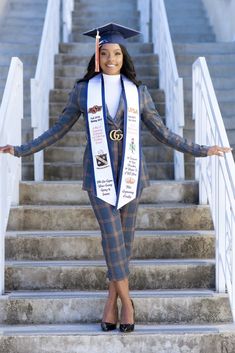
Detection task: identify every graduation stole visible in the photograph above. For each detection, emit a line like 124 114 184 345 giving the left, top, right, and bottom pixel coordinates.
86 74 140 209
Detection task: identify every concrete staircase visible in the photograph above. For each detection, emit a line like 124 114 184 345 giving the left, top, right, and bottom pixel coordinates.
3 0 235 352
4 179 235 352
165 0 235 178
0 0 47 179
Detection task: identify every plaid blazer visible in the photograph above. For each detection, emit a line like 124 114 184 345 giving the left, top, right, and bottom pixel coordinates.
14 79 209 195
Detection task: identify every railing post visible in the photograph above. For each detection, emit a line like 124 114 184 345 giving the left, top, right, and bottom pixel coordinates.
216 164 226 293
232 213 235 320
193 60 207 204
193 56 235 322
137 0 150 42
150 0 185 180
31 0 60 181
0 57 23 295
62 0 74 43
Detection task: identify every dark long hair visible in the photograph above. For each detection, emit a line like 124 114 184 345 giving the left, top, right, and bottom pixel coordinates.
77 44 142 86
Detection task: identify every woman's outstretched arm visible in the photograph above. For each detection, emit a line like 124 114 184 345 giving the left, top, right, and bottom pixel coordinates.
141 85 231 157
0 83 82 157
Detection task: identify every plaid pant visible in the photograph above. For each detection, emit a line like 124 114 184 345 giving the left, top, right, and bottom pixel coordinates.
88 192 141 281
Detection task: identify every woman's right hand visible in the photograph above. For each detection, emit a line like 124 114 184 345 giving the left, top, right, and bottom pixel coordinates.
0 145 14 155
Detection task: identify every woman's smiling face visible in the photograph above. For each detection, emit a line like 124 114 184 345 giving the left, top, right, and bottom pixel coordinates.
99 43 123 75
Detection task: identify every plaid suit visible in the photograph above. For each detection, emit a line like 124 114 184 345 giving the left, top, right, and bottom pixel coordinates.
14 78 209 281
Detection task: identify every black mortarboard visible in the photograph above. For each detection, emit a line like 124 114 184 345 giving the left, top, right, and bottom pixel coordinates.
83 22 140 45
83 23 141 72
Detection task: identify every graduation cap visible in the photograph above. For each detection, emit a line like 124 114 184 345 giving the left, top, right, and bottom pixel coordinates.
83 23 140 72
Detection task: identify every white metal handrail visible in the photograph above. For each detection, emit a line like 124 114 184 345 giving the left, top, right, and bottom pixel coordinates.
193 57 235 321
151 0 185 179
137 0 150 42
31 0 74 181
0 57 23 295
62 0 74 43
31 0 60 181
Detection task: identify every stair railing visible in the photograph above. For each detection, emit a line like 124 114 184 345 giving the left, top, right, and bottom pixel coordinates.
31 0 60 181
62 0 74 42
0 57 23 295
137 0 150 42
138 0 185 179
193 57 235 322
31 0 74 181
152 0 185 179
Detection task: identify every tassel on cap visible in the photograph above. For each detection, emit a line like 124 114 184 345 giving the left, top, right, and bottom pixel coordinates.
95 29 100 72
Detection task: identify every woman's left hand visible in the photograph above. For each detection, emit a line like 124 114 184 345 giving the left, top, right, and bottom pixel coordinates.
207 145 232 156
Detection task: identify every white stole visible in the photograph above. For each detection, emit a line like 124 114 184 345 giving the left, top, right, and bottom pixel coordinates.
86 74 140 209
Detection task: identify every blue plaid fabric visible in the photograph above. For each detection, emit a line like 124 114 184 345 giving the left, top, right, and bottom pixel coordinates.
88 191 141 281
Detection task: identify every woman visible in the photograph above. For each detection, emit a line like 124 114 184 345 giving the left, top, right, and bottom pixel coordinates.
0 23 231 333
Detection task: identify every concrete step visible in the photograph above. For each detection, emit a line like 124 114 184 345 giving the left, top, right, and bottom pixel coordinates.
59 42 154 56
74 2 136 12
169 17 212 27
169 24 213 35
171 33 216 43
1 323 235 353
165 5 207 14
19 180 199 205
6 229 214 261
9 0 47 3
0 42 39 54
165 0 208 9
184 89 235 104
3 16 44 27
7 204 213 231
9 2 46 12
72 13 139 25
0 54 37 66
174 42 235 55
0 289 230 325
184 100 235 118
185 127 235 147
21 161 174 181
176 53 235 65
5 259 215 290
43 145 172 163
179 63 235 78
0 23 43 35
4 10 45 20
183 76 235 90
0 33 42 44
0 64 35 77
72 16 139 28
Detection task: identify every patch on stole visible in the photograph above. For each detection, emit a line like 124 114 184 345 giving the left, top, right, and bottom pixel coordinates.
96 152 108 168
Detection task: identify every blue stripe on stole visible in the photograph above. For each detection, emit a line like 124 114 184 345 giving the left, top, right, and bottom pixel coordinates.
101 74 118 194
137 86 142 195
85 80 97 195
115 75 128 209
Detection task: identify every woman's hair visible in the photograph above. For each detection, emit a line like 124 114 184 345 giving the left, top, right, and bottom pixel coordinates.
77 44 142 86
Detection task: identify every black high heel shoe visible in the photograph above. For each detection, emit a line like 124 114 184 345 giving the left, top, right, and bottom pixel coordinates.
101 322 117 331
119 299 135 333
101 305 118 332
